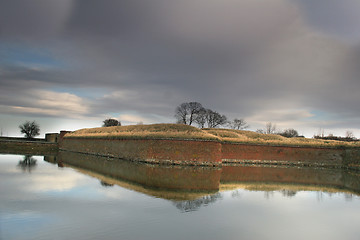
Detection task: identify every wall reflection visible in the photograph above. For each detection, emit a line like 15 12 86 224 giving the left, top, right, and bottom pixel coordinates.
220 165 360 196
53 151 222 201
42 151 360 202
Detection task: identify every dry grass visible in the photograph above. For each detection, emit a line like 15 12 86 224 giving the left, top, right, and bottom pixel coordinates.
65 123 220 141
203 128 360 148
65 124 360 148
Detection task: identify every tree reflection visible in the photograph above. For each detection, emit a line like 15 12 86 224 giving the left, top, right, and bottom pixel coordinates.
18 155 37 173
344 193 354 201
264 191 274 199
281 189 297 198
100 180 114 187
173 193 222 212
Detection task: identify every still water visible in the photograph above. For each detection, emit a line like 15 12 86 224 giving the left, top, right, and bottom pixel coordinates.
1 152 360 240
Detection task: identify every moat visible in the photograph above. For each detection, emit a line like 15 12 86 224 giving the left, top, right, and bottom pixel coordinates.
1 151 360 240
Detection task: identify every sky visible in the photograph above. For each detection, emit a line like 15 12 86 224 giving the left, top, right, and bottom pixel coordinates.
0 0 360 138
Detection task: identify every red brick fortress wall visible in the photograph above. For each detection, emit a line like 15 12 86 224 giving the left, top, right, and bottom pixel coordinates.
60 137 359 168
60 138 222 166
221 143 344 168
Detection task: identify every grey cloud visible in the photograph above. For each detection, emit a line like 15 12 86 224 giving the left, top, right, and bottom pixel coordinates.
0 0 359 135
0 0 73 38
294 0 360 41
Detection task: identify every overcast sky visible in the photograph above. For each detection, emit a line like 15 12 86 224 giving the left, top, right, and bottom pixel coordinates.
1 0 360 137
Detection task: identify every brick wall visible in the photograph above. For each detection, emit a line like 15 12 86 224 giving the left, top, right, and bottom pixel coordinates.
60 138 222 166
60 137 359 168
221 165 343 186
222 143 344 168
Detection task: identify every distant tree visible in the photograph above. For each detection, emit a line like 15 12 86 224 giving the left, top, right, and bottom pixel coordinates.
205 109 227 128
175 102 203 125
256 122 277 134
230 118 249 130
345 131 355 139
103 118 121 127
256 129 265 134
194 107 208 128
315 128 325 138
265 122 277 134
19 121 40 138
279 128 299 138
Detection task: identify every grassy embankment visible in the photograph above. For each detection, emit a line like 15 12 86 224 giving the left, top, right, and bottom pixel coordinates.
65 123 360 149
65 124 219 141
203 128 360 148
0 137 58 155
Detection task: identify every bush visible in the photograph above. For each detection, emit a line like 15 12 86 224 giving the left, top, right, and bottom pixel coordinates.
102 118 121 127
279 128 299 138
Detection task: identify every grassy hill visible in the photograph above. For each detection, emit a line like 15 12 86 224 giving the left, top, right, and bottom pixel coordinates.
65 124 360 148
203 128 360 148
64 124 220 141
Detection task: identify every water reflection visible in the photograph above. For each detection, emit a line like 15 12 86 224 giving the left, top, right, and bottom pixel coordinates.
280 189 297 198
17 155 37 173
220 165 360 197
174 193 222 212
12 152 360 200
100 180 114 187
1 153 360 240
56 151 222 200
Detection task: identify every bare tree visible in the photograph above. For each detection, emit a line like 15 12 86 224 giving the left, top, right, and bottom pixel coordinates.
19 121 40 138
206 109 227 128
265 122 277 134
230 118 249 130
103 118 121 127
345 130 355 139
175 103 188 124
175 102 203 125
194 107 207 128
316 128 325 138
256 129 265 134
193 108 228 128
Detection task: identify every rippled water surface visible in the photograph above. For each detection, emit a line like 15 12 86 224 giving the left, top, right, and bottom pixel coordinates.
1 153 360 240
